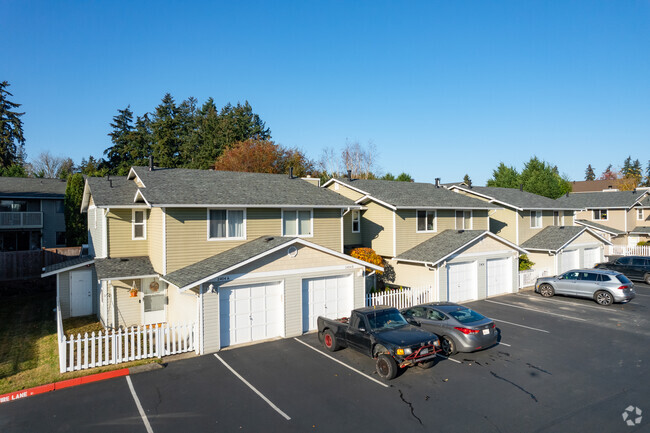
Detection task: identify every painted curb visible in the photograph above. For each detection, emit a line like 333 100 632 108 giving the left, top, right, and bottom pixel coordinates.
0 368 130 405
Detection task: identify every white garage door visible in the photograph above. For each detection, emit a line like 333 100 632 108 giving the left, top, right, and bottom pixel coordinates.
219 282 283 347
302 275 353 332
486 257 513 297
447 262 478 302
583 247 600 269
560 249 579 273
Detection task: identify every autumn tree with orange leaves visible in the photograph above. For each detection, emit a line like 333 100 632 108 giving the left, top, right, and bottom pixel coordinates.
214 139 314 177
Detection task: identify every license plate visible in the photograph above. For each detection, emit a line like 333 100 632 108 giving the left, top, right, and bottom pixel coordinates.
482 329 490 335
420 348 429 355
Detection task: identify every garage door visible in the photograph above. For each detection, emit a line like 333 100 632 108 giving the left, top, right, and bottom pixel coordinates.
560 249 579 273
486 257 513 297
447 262 478 302
219 282 283 347
302 275 353 332
583 247 600 269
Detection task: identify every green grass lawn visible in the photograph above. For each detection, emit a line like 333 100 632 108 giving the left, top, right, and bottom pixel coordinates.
0 280 158 395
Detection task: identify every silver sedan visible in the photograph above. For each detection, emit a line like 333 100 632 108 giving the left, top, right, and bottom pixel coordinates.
535 269 635 306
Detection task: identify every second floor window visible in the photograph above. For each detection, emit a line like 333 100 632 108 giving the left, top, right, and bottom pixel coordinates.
55 200 64 213
283 210 312 236
637 208 644 221
209 209 245 239
132 210 146 240
593 209 608 221
417 210 436 232
530 210 542 228
553 211 561 226
455 210 472 230
351 210 360 233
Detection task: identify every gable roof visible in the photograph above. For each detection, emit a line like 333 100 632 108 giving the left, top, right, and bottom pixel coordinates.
574 219 625 236
0 177 67 199
395 230 526 266
164 236 383 292
95 256 157 281
555 190 649 210
630 226 650 235
520 226 610 252
449 185 580 211
84 176 144 208
323 178 498 210
41 256 95 277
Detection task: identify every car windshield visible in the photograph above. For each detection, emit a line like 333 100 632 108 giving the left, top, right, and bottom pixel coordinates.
447 307 486 324
367 309 409 331
616 274 632 284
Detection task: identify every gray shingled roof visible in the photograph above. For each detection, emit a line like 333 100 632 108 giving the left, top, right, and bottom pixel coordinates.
0 177 67 199
42 256 94 275
574 219 625 235
555 190 648 209
396 230 491 264
630 226 650 235
521 226 589 251
87 176 143 207
164 236 297 289
94 256 157 280
332 179 497 209
453 185 580 210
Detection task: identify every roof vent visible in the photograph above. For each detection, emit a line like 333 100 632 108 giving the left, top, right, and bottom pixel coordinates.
435 178 440 188
109 179 113 188
519 183 523 192
347 170 352 181
149 156 154 171
119 258 129 262
289 167 293 179
264 237 275 242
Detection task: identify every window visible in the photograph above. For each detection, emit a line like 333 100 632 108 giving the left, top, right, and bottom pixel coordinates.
351 210 360 233
617 257 632 265
282 210 312 236
563 271 580 280
638 209 644 221
403 307 426 318
530 210 542 228
553 211 561 226
132 210 146 240
578 272 598 281
55 200 64 213
426 309 447 321
455 210 472 230
593 209 608 221
208 209 245 239
55 232 66 246
416 210 436 232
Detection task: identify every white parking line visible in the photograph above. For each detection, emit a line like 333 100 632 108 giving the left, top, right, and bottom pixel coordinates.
491 318 550 333
293 338 390 388
126 376 154 433
635 293 650 298
436 354 463 364
498 342 512 347
485 299 587 322
517 293 624 310
214 354 292 420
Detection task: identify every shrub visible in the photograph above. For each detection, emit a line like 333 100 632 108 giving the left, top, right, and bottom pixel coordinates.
519 254 535 271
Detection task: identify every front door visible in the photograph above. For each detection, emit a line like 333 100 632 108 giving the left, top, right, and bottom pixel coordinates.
70 270 93 317
142 278 166 325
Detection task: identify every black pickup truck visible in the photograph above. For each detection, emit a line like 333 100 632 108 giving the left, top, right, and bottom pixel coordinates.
317 306 441 380
595 256 650 284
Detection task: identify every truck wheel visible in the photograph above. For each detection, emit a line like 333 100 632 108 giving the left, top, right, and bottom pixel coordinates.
376 354 398 380
417 360 435 369
322 329 340 352
539 284 554 298
440 336 457 356
595 290 613 306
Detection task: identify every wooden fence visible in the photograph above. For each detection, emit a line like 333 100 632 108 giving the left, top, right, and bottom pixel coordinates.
0 247 81 281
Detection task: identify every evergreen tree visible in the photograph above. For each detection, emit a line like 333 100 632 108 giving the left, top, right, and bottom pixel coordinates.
0 81 26 168
487 163 519 188
396 172 413 182
0 164 27 177
380 173 396 181
519 157 571 199
645 160 650 187
630 159 642 183
463 174 472 186
150 93 183 168
64 173 87 247
585 164 595 181
621 156 632 177
104 106 134 173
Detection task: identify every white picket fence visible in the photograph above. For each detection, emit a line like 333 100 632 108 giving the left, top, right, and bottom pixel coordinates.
608 245 650 257
56 301 196 373
518 269 548 289
366 285 434 309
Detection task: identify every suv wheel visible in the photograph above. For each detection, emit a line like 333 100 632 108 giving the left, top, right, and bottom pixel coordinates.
595 290 613 306
539 284 555 298
644 273 650 285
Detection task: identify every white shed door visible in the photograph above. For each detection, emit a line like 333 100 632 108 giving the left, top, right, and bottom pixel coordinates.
583 247 600 269
560 249 579 273
70 270 93 317
447 262 478 302
486 257 513 297
219 282 283 347
302 275 353 332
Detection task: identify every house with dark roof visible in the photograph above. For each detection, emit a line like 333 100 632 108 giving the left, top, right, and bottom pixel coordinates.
556 190 650 246
41 165 382 354
0 177 67 251
323 177 526 303
447 185 611 276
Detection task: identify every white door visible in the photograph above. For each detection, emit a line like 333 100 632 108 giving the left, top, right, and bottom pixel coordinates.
583 247 600 269
70 270 93 317
560 249 579 273
486 257 513 297
302 275 353 332
219 282 283 347
143 278 166 325
447 262 478 302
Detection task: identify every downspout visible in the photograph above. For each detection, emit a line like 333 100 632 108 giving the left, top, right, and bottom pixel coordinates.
341 207 350 253
162 207 167 275
103 208 109 258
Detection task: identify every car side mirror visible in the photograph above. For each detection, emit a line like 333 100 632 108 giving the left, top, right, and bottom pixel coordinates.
408 318 420 326
358 325 367 333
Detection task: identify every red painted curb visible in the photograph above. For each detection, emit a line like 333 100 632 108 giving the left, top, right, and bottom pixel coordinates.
0 368 130 404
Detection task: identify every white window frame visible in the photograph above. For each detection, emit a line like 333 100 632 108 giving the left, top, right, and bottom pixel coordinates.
553 211 563 226
416 210 437 233
351 210 361 233
455 210 473 230
132 209 147 240
530 210 542 229
207 208 246 241
593 209 608 221
637 208 644 221
282 209 314 237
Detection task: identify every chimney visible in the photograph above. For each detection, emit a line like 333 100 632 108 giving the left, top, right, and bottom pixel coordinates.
149 156 154 171
289 167 293 179
519 184 523 192
347 170 352 181
435 178 440 188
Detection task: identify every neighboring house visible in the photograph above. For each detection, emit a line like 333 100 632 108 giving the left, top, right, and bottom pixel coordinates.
447 185 611 275
556 190 650 246
42 165 382 354
570 179 620 193
0 177 67 251
323 177 526 303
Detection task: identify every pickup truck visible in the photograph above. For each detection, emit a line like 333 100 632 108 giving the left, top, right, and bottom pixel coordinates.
317 306 441 380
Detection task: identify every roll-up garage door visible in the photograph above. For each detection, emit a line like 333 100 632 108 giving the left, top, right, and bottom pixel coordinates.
583 247 600 269
560 249 579 273
302 275 353 332
447 262 478 302
486 257 513 297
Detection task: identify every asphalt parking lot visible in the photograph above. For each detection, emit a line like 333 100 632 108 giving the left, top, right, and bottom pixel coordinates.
2 284 649 432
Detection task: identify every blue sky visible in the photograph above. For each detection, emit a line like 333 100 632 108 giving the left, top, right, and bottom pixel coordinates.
3 1 650 185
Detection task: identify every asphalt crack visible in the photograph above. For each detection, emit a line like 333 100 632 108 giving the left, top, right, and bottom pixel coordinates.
489 371 538 402
526 363 551 375
398 389 423 425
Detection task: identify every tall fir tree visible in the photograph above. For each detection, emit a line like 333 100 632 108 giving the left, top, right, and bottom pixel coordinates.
630 159 642 182
0 81 26 169
621 156 632 177
104 106 134 173
463 174 472 186
150 93 183 168
64 173 88 246
585 164 595 181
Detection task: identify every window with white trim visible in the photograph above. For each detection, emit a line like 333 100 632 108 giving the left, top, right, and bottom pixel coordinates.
132 210 146 240
283 209 312 236
416 210 436 232
455 210 472 230
593 209 608 221
530 210 542 228
637 208 644 221
351 210 360 233
208 209 245 239
553 211 561 226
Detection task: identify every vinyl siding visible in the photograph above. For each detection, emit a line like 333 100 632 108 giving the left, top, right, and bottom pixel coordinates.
41 199 66 248
575 208 627 232
389 259 437 292
528 252 556 277
569 231 604 246
301 178 320 187
343 210 363 246
112 279 142 327
87 206 105 258
148 208 164 273
455 235 513 256
202 290 220 353
59 267 98 319
326 182 365 201
362 202 394 256
563 211 575 226
518 210 554 244
489 208 517 243
167 285 197 324
107 209 149 258
312 208 342 252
